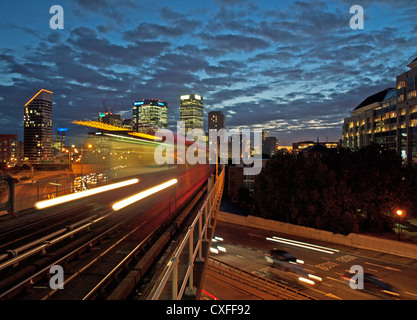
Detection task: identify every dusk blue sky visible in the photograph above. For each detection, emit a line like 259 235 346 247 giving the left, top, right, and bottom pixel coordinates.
0 0 416 145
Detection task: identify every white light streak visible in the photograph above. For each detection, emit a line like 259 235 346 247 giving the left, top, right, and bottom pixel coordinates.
112 179 178 211
299 277 315 285
35 178 139 210
266 236 338 254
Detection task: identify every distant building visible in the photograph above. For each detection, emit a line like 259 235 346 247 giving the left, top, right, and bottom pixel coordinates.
23 89 53 162
132 99 168 134
52 128 68 156
122 118 133 130
98 112 122 127
262 130 270 142
292 140 339 154
208 111 226 131
228 132 250 162
180 94 204 136
0 134 18 167
263 136 278 157
302 144 334 160
208 111 226 159
57 128 68 147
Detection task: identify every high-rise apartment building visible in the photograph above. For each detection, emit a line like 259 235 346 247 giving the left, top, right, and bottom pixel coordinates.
132 99 168 134
180 94 204 136
23 89 53 162
263 136 279 157
208 111 226 131
342 57 417 165
207 111 226 161
0 134 18 167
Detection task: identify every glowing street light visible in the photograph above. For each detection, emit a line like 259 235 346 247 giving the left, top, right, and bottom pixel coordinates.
396 209 405 241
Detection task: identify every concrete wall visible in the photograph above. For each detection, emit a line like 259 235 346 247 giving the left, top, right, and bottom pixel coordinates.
217 211 417 260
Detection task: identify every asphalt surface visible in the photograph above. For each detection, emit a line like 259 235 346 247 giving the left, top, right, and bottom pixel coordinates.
205 219 417 300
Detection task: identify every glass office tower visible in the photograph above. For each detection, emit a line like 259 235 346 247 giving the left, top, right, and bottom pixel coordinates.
132 99 168 134
180 94 204 136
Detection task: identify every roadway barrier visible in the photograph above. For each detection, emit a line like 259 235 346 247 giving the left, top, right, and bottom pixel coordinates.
207 258 316 300
217 211 417 260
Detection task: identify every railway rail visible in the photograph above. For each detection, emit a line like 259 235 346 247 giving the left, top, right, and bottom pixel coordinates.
0 166 214 300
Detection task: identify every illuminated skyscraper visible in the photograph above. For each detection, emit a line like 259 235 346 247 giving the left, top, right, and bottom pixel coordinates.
56 128 68 147
132 99 168 134
180 94 204 136
23 89 53 162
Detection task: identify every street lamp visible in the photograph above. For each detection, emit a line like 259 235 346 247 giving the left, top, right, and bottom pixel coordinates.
396 209 404 241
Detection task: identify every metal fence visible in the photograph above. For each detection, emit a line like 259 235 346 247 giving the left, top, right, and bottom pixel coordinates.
0 173 109 216
207 258 316 300
151 168 225 300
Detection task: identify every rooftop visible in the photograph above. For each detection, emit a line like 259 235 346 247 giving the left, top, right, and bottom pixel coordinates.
408 57 417 69
353 88 394 111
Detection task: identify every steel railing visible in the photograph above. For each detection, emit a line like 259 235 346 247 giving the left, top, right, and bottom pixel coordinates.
151 167 225 300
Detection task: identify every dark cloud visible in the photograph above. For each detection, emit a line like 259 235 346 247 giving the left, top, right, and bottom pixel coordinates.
1 0 416 145
199 33 270 55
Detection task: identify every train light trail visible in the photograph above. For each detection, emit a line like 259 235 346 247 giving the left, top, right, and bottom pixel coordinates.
72 120 130 131
35 178 139 210
128 131 162 141
298 277 315 285
112 178 178 211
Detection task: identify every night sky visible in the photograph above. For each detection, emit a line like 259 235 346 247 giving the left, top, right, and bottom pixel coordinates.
0 0 416 146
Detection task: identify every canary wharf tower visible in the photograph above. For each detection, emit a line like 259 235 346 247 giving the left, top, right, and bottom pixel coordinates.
179 94 204 136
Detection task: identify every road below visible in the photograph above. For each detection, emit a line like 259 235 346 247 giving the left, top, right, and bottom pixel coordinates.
207 219 417 300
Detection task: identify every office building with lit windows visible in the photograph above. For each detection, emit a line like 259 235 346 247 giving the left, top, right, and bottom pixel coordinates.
0 134 18 167
342 57 417 165
180 94 204 136
208 111 226 131
98 112 122 127
132 99 168 134
56 128 68 147
23 89 53 162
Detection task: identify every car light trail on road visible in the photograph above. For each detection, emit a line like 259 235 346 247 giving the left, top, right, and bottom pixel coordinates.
308 274 323 282
35 178 140 209
272 236 339 253
266 236 339 254
112 178 178 211
201 289 219 300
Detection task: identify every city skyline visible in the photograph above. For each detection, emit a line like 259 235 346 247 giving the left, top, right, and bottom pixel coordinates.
0 0 417 145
